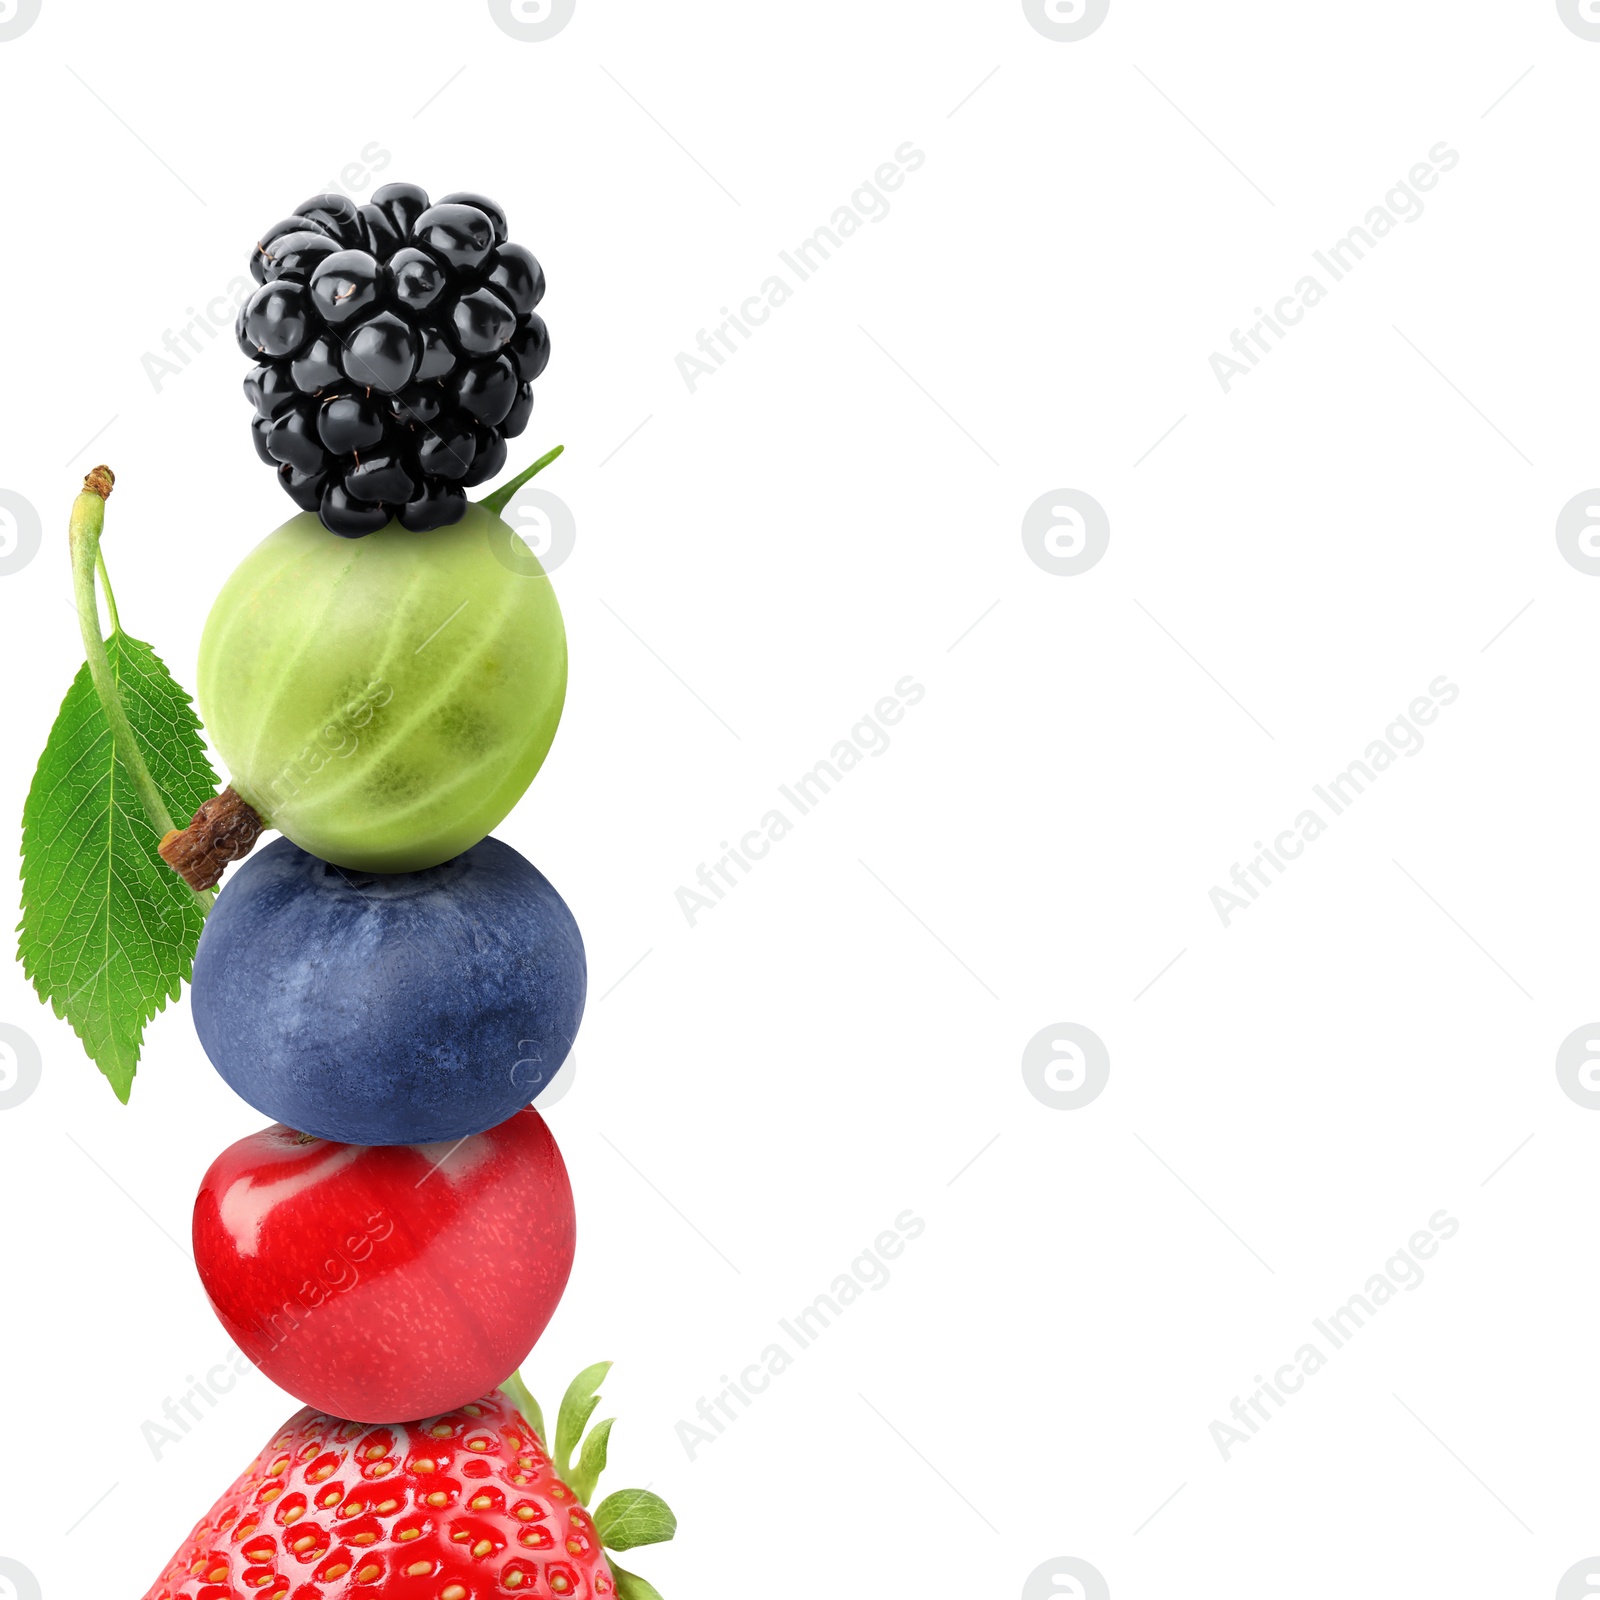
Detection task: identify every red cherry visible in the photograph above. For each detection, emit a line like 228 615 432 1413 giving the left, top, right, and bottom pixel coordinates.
193 1109 575 1422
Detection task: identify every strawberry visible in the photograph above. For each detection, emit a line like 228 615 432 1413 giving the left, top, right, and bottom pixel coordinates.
142 1365 675 1600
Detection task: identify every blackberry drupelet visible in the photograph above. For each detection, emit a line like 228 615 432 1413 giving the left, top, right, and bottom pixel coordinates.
237 184 550 536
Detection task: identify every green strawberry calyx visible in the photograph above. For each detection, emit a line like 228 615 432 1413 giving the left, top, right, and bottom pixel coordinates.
501 1361 677 1600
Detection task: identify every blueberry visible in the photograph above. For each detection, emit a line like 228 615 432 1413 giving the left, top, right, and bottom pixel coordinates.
191 836 587 1145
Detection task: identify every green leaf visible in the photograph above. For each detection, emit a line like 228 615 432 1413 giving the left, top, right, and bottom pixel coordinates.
500 1371 546 1447
18 631 219 1101
567 1415 613 1506
556 1361 612 1477
595 1489 677 1552
610 1564 666 1600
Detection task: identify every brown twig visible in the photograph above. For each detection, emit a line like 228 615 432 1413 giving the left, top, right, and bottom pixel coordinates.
158 786 266 892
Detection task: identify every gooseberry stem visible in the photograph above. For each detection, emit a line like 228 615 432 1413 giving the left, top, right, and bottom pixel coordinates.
68 468 212 913
479 444 564 518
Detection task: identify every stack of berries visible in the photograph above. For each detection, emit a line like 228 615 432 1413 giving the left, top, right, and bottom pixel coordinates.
139 189 675 1600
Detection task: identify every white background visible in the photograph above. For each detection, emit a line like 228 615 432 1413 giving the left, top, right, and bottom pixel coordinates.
2 2 1598 1597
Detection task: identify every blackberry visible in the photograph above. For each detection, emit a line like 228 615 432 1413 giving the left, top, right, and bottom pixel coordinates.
238 184 548 537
